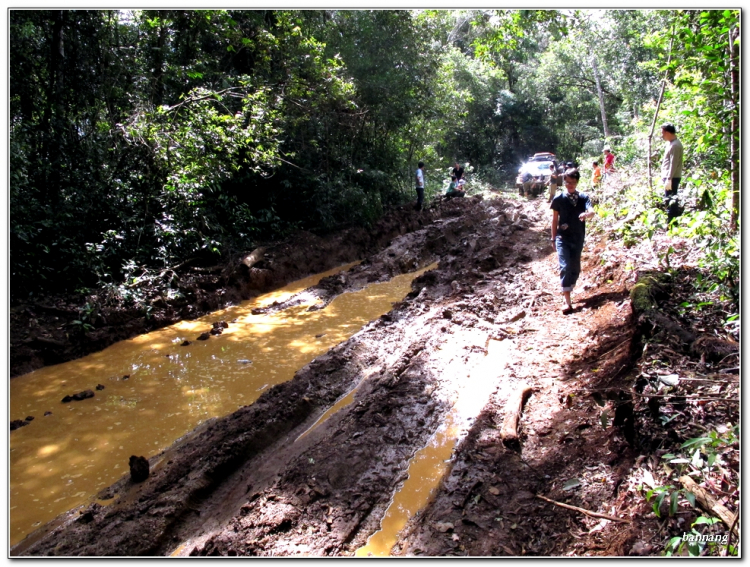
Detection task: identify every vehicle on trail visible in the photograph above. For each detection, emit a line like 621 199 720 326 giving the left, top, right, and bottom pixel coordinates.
515 152 558 196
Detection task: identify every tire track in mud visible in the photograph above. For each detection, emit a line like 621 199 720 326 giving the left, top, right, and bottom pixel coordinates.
392 220 638 557
16 194 627 557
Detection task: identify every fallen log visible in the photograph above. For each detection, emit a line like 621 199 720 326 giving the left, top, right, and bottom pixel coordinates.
242 247 267 269
501 382 532 448
679 475 738 536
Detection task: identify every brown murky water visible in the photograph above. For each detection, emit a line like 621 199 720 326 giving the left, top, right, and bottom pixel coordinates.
355 413 459 557
10 262 435 547
355 338 513 557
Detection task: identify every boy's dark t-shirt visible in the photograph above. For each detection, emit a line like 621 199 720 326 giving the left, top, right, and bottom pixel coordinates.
452 166 464 180
550 191 592 243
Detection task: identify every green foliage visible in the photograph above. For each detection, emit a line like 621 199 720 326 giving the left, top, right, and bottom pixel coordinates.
664 516 729 556
668 171 739 304
10 8 740 301
651 425 740 556
644 10 739 170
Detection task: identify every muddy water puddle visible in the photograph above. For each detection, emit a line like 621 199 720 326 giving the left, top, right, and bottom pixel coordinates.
356 339 514 557
10 262 435 546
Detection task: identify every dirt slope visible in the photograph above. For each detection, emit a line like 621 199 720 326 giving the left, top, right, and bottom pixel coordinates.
11 193 738 557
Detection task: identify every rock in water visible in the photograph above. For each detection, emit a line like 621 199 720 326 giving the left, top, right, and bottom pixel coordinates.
72 390 95 401
129 455 149 483
10 419 29 431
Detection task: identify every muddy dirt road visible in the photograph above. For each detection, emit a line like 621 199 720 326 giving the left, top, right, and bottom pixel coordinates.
11 192 738 557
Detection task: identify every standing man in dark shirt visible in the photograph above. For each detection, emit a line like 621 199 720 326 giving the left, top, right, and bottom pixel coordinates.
550 168 595 313
451 162 464 182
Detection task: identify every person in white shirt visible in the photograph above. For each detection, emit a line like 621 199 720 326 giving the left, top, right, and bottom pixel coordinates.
415 161 425 211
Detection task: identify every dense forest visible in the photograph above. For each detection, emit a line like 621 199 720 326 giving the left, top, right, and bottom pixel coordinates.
10 9 739 310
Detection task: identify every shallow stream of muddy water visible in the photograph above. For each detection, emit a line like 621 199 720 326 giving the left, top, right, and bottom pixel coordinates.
10 262 435 546
355 338 514 557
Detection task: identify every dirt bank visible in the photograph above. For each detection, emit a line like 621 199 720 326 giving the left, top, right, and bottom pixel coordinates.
11 192 739 557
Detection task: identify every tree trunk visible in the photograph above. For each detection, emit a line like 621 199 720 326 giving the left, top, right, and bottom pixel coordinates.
150 11 169 106
729 26 739 230
648 28 675 192
592 56 609 138
42 10 65 204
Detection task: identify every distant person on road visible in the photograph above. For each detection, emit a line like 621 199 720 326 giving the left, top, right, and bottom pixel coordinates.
445 175 466 199
592 161 602 188
660 124 684 222
547 164 559 203
603 146 616 175
521 171 533 196
415 161 425 211
451 162 465 182
550 168 595 313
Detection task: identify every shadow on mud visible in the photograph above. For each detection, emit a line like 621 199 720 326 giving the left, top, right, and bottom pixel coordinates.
393 309 642 556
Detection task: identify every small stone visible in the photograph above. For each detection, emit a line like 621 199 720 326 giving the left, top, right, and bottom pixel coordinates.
25 416 34 422
10 419 29 431
435 522 454 533
181 341 191 347
122 375 130 380
96 384 105 391
72 390 95 401
197 332 210 341
61 396 73 403
630 542 652 556
44 411 52 416
129 455 149 483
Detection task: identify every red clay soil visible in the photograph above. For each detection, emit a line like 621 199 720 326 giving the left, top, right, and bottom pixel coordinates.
11 192 739 557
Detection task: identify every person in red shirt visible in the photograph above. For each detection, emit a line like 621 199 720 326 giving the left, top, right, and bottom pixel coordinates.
603 146 616 176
